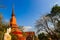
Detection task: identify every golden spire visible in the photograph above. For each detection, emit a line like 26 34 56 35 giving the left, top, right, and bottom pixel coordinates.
12 4 15 16
10 4 17 25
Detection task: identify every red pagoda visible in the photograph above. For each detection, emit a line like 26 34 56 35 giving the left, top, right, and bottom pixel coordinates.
10 7 35 40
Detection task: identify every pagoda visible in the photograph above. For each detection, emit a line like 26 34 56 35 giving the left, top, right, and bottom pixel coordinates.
9 7 35 40
10 7 25 40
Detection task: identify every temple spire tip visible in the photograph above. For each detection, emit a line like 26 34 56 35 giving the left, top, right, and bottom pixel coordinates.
12 4 15 16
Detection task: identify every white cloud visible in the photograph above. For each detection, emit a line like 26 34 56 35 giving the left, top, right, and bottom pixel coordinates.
23 26 35 32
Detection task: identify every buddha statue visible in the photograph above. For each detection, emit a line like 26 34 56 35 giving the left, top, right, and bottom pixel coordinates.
4 28 11 40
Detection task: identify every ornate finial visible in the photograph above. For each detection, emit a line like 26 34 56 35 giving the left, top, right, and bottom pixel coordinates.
12 4 15 16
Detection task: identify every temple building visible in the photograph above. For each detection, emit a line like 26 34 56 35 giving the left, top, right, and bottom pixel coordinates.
10 8 35 40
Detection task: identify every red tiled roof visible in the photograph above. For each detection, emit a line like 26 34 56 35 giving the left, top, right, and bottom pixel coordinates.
12 32 22 34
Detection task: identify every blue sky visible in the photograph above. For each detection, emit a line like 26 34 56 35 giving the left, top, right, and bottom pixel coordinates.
0 0 60 31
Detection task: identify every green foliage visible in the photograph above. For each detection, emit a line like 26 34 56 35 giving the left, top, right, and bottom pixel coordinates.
34 35 39 40
51 4 60 16
57 33 60 39
0 13 9 40
38 33 48 40
11 33 18 40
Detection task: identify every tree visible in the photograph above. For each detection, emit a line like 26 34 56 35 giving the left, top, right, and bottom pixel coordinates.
51 4 60 16
0 13 9 40
35 16 52 34
35 4 60 40
34 35 39 40
38 33 48 40
11 33 18 40
49 4 60 33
